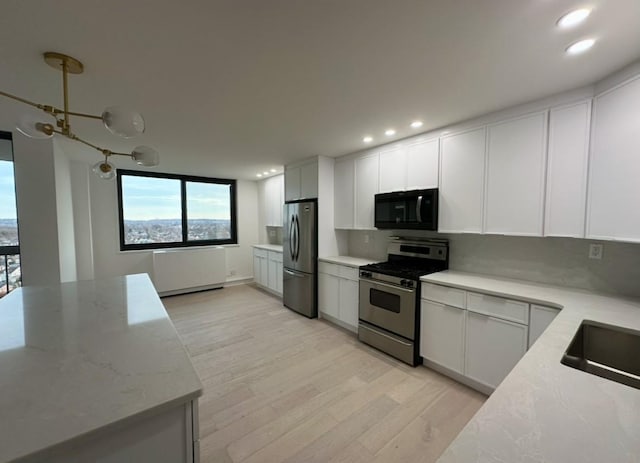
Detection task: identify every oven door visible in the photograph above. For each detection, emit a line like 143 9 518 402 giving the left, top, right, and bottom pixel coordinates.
359 279 416 340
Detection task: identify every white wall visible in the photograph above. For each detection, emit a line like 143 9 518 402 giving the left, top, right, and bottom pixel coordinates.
11 135 62 286
80 168 258 284
53 140 77 283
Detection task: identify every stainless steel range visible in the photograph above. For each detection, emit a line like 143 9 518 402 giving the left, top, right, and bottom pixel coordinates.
358 238 449 366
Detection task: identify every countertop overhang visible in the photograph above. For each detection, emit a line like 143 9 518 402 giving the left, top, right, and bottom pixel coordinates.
421 271 640 463
0 274 202 463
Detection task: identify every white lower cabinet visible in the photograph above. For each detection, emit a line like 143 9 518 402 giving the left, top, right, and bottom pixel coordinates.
421 282 543 394
465 311 528 390
318 262 360 332
253 248 283 296
420 300 465 374
318 272 340 319
529 304 560 348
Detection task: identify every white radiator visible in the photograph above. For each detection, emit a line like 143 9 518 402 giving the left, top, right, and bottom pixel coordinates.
152 247 226 296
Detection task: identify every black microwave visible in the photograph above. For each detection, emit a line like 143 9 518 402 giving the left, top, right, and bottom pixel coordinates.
374 188 438 230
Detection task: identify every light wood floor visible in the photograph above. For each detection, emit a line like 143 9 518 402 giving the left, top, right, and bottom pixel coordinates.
164 284 486 463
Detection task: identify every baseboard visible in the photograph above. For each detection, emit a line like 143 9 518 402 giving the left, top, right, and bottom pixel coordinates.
224 276 254 287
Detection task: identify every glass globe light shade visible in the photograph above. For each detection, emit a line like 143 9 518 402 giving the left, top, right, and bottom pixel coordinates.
132 146 159 167
16 112 56 139
102 106 145 138
92 159 116 180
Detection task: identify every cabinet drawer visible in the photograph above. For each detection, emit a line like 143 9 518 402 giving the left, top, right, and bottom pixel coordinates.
253 248 268 258
421 283 466 309
467 292 529 325
268 251 283 262
318 262 340 276
338 265 359 281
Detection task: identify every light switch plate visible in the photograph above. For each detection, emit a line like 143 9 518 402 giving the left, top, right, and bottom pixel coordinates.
589 243 603 260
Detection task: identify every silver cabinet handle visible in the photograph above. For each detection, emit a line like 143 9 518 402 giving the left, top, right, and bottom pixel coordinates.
416 195 423 223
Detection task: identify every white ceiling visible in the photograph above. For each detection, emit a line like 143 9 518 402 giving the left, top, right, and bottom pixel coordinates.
1 0 639 180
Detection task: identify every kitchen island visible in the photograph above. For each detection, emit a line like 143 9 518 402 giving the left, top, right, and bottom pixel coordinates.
423 271 640 463
0 274 202 463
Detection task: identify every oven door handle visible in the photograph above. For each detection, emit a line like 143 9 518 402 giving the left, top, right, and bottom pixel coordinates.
416 195 423 223
366 280 416 294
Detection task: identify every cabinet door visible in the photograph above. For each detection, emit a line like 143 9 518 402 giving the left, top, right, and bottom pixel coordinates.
318 273 340 319
406 139 439 190
253 254 261 285
420 300 465 374
259 257 269 287
439 128 486 233
587 76 640 241
465 311 528 390
300 162 318 199
379 146 407 193
545 102 590 238
266 175 284 227
355 153 379 228
334 158 355 228
339 278 359 329
268 258 278 292
285 167 301 201
276 261 283 295
485 112 547 235
528 305 559 348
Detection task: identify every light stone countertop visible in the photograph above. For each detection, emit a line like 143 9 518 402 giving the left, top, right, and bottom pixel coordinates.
319 256 380 268
253 244 283 252
0 274 202 463
419 271 640 463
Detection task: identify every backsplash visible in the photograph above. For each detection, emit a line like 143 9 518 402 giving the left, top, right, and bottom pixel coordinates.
348 230 640 299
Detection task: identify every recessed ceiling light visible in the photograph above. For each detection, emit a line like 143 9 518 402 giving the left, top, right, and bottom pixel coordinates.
410 121 423 128
256 173 262 177
566 38 596 55
557 8 591 29
270 168 277 173
363 136 373 143
385 129 396 136
263 171 269 175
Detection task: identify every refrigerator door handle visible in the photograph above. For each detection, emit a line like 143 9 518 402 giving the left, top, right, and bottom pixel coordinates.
416 195 423 223
284 268 305 278
289 214 296 260
295 214 301 261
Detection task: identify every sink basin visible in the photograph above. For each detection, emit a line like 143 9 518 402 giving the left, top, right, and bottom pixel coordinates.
561 320 640 390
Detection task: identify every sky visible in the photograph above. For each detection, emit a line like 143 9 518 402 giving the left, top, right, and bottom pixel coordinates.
122 175 231 221
0 161 18 220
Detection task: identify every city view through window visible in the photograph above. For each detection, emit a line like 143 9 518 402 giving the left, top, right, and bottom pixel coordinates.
0 139 21 297
120 172 235 249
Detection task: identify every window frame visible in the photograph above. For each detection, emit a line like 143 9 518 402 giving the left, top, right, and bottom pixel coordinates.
116 169 237 251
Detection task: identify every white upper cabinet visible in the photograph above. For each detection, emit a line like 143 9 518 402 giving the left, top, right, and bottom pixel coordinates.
587 76 640 242
354 153 380 229
285 160 318 201
485 112 547 236
406 138 439 190
334 158 355 229
439 128 486 233
263 174 284 227
545 101 591 238
379 146 407 193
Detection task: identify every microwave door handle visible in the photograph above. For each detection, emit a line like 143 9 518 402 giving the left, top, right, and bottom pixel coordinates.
416 195 423 223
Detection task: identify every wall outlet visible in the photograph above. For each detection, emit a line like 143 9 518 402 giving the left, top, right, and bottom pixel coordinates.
269 230 276 237
588 243 603 260
229 269 237 276
364 234 369 244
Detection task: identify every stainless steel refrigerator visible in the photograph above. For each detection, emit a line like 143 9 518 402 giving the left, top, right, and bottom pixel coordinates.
283 200 317 318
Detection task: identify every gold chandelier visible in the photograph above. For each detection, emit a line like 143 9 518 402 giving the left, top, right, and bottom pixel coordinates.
0 52 159 179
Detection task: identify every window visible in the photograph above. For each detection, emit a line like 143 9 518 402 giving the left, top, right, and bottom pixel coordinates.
117 169 237 250
0 132 21 298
